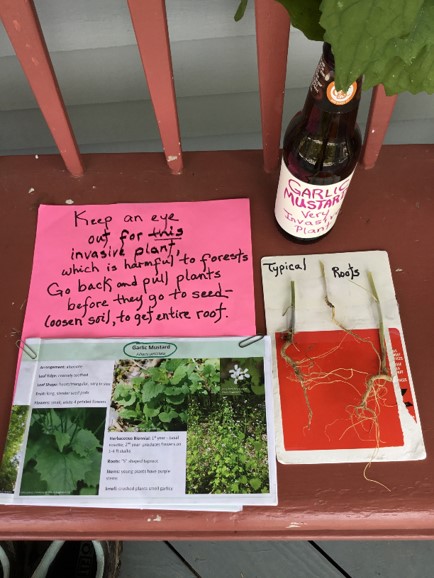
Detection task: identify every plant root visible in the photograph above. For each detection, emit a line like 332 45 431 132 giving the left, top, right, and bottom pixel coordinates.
278 266 396 490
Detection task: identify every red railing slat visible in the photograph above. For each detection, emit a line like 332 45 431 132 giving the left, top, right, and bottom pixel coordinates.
128 0 183 174
361 85 397 169
255 0 290 173
0 0 84 176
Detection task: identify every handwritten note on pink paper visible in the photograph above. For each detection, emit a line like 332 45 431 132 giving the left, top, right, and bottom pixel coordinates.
22 199 256 340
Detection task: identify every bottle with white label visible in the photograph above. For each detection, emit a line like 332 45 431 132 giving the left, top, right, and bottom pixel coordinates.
275 42 362 242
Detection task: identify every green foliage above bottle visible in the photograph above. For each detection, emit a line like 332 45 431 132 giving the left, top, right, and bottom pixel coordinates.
237 0 434 95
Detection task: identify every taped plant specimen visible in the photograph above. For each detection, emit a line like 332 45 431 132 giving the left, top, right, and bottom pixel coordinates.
261 251 425 465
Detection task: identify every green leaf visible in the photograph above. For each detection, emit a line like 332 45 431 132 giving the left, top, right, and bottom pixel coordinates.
147 366 169 385
165 386 181 396
113 383 132 400
249 477 262 491
118 408 138 419
54 431 71 453
165 393 187 405
49 409 62 428
251 382 265 395
120 391 137 407
83 451 102 488
143 405 161 418
320 0 431 93
20 470 48 495
23 435 51 467
35 447 92 494
142 381 165 403
234 0 248 22
170 364 188 385
71 428 101 458
79 486 98 495
361 1 434 94
159 410 179 423
276 0 324 40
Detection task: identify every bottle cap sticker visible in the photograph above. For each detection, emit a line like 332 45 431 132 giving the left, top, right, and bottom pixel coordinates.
327 81 357 106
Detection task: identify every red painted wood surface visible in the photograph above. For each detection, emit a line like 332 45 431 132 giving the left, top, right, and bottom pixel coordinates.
0 147 433 539
255 0 290 173
0 0 84 177
127 0 183 175
361 85 398 169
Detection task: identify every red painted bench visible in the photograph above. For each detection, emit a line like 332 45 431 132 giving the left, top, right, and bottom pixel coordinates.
1 0 432 540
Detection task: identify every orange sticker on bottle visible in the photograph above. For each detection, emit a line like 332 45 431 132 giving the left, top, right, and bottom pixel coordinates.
327 81 357 106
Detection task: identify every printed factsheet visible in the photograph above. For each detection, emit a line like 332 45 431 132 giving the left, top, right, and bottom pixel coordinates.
0 336 276 510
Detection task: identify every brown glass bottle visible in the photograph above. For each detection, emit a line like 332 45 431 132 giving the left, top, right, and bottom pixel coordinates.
275 42 362 242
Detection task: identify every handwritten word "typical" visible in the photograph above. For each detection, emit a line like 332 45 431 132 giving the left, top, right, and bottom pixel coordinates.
263 258 307 277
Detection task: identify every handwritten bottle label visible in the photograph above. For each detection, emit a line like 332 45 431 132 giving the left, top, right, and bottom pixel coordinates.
274 160 355 239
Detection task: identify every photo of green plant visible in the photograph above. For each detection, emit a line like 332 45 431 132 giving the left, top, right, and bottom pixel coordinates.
0 405 29 493
110 356 269 495
20 407 105 496
186 357 269 495
110 357 221 433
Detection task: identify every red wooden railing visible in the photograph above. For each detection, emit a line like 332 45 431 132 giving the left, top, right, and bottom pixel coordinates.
0 0 396 176
1 0 84 176
127 0 183 175
360 85 398 169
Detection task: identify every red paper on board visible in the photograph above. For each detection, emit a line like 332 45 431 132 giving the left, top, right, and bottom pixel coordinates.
275 328 414 451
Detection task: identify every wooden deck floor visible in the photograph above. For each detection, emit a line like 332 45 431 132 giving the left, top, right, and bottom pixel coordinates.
119 541 434 578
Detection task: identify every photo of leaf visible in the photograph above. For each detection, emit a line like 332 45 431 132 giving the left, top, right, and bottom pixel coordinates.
20 407 105 496
0 405 29 493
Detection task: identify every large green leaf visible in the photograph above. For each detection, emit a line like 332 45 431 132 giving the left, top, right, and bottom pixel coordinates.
276 0 324 40
35 447 92 494
360 1 434 94
24 435 51 467
83 451 102 488
235 0 434 93
54 431 70 453
20 470 48 495
71 428 101 458
320 0 434 94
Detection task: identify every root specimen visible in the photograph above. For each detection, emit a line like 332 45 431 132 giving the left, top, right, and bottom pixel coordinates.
278 264 395 490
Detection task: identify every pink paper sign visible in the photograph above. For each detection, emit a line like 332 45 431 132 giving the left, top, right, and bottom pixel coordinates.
22 199 256 339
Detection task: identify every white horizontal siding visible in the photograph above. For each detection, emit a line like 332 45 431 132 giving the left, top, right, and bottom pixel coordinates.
0 0 432 154
0 33 319 111
0 0 256 56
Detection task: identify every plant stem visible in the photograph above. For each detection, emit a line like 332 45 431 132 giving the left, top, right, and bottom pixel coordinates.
285 280 296 343
367 271 388 376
